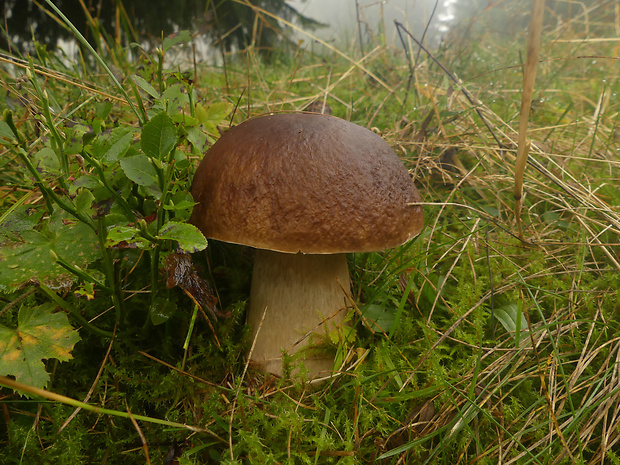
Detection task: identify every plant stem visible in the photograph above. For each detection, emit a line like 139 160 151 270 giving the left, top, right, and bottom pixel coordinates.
15 147 94 229
79 150 137 223
0 375 223 439
26 60 70 182
97 218 126 326
38 283 114 338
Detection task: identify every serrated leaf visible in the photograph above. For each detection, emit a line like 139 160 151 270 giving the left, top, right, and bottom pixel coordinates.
141 112 177 160
0 303 80 389
105 225 150 249
0 222 100 291
119 154 162 198
0 204 44 235
158 222 207 253
195 102 233 136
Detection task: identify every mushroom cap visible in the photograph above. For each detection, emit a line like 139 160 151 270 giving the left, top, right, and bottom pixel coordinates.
190 113 424 254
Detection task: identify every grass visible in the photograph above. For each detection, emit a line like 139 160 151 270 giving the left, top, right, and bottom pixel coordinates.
1 0 619 463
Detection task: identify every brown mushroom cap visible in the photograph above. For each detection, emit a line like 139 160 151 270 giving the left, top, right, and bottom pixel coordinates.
190 113 423 254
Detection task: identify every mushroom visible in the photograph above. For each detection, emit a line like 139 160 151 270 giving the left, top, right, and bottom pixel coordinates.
190 113 423 378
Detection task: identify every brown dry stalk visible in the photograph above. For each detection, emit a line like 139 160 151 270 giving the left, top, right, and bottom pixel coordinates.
514 0 546 239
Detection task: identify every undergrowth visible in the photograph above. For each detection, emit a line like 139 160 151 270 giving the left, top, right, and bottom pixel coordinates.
1 0 619 464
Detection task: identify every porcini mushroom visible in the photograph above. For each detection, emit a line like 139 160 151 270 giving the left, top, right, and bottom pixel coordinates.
190 113 423 378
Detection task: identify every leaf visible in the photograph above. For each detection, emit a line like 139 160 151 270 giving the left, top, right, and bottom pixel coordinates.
33 147 61 177
149 296 178 325
361 304 395 333
132 75 159 99
141 112 177 160
61 122 92 155
91 127 134 163
161 84 188 116
158 222 207 253
163 30 191 52
119 154 162 198
0 204 44 235
74 281 96 300
0 120 14 142
164 252 226 319
105 225 139 246
494 302 527 334
187 125 209 152
0 221 100 291
74 189 95 216
195 102 233 137
0 303 81 389
102 130 133 164
105 225 150 249
94 100 113 120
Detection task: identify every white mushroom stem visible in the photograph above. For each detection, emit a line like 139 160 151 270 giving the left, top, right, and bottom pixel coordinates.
247 250 351 378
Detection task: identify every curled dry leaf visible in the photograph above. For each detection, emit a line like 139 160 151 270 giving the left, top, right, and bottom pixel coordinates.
164 252 229 319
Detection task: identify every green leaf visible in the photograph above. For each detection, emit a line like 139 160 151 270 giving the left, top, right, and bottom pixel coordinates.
361 304 395 333
91 127 134 163
0 120 14 142
33 147 61 177
69 174 100 194
195 102 233 137
61 122 92 155
161 83 188 115
74 281 96 300
102 130 133 163
163 30 191 52
132 75 159 99
157 222 207 253
74 189 95 215
187 125 209 152
0 204 44 235
141 112 177 160
94 100 113 119
494 303 527 334
119 154 162 198
150 296 177 325
0 222 100 292
105 225 148 249
0 303 81 389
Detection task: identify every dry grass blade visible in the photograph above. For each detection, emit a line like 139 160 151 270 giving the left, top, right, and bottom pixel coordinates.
514 0 546 239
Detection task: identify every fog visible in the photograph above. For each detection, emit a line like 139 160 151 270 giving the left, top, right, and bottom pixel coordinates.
288 0 460 48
